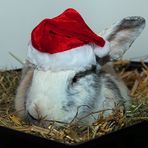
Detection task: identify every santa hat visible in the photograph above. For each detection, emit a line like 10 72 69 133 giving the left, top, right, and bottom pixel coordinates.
27 8 110 71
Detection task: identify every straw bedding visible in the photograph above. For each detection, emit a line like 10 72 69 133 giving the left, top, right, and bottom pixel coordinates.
0 60 147 144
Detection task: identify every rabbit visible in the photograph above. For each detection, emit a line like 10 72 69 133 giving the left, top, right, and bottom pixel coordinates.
15 16 145 127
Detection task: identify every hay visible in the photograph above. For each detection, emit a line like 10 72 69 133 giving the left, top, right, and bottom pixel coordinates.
0 60 147 144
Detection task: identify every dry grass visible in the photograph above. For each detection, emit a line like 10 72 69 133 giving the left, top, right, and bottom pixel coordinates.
0 60 147 144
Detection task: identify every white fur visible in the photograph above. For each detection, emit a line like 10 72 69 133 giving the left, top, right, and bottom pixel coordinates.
94 41 110 57
27 42 110 71
26 70 76 121
26 68 128 123
26 69 103 123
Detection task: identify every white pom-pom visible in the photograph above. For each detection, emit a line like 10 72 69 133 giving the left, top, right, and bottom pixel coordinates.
94 41 110 58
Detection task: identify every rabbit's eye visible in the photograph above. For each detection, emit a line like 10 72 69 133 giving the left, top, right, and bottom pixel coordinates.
71 65 97 84
72 75 79 84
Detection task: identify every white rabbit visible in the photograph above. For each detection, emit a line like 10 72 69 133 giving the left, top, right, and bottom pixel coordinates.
15 16 145 126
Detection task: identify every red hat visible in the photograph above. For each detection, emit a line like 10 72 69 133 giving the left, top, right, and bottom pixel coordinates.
27 8 110 71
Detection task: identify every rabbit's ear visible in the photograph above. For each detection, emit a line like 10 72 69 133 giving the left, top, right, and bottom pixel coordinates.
99 16 146 60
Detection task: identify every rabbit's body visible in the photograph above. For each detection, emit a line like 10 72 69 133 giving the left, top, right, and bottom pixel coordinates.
15 61 129 125
15 16 145 126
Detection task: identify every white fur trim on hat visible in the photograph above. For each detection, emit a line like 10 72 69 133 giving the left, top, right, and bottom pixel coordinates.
27 42 110 71
94 41 110 58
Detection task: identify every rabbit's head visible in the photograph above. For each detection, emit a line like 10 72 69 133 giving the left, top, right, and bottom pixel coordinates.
15 10 145 126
